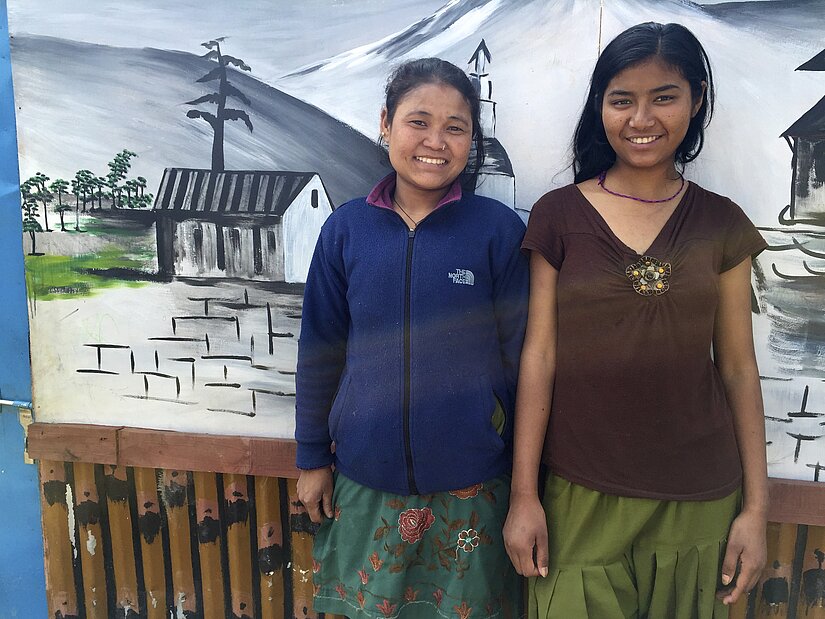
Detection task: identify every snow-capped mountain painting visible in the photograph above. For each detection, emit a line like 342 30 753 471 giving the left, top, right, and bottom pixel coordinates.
8 0 825 482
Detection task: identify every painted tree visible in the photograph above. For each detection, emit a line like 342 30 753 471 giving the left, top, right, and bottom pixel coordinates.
26 172 53 232
123 178 137 205
93 176 108 209
71 170 95 231
49 178 71 231
185 37 253 171
106 150 137 208
73 169 95 214
21 188 43 255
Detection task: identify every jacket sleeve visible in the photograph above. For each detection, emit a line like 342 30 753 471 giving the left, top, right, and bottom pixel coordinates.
492 215 530 413
295 223 350 470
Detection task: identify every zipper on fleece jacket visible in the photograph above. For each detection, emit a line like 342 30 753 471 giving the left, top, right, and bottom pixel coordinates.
403 227 419 495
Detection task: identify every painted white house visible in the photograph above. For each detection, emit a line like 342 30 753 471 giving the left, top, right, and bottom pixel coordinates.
153 168 333 283
781 50 825 224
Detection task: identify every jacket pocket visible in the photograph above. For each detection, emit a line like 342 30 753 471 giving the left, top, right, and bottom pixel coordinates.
477 375 506 452
328 374 352 440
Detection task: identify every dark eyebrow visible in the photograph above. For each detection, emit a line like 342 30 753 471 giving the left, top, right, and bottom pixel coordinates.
404 110 470 125
606 84 682 97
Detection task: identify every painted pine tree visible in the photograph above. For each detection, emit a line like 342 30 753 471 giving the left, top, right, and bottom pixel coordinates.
186 38 253 172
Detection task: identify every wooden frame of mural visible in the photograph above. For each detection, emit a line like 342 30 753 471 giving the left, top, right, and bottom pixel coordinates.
9 2 825 617
25 422 825 527
26 425 825 619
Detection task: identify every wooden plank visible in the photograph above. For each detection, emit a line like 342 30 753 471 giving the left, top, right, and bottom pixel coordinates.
193 471 226 619
119 428 251 474
767 478 825 526
28 423 301 477
249 438 298 478
223 473 255 619
39 460 82 619
132 467 166 619
32 424 825 522
287 478 318 619
71 462 109 618
159 469 199 617
255 476 286 619
28 423 119 464
103 465 140 618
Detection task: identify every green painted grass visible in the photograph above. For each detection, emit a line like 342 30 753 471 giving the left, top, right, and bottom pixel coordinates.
25 246 155 301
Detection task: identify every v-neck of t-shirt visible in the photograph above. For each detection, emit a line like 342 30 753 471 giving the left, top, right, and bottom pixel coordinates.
572 182 693 257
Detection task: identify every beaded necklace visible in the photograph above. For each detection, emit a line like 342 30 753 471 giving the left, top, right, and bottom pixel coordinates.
597 170 685 204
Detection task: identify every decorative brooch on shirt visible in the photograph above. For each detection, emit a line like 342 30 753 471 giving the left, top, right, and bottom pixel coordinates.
626 256 671 296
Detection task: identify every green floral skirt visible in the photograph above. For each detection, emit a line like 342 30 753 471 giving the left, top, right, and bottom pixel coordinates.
312 472 522 619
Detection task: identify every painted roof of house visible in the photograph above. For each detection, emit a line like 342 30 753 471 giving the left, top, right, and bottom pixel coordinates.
468 137 515 178
469 39 492 66
153 168 317 216
782 95 825 139
797 49 825 71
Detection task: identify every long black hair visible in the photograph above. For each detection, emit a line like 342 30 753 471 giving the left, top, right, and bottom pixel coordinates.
380 58 485 192
572 22 714 184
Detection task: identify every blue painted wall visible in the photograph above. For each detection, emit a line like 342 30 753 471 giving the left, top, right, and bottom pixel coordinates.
0 0 48 616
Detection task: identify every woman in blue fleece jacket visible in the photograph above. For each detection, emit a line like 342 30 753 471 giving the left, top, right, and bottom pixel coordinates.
295 58 529 618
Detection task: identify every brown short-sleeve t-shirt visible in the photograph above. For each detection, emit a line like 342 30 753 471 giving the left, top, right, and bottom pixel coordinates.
523 182 767 500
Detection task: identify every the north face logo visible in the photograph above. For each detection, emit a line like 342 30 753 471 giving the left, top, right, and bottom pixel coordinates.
448 269 475 286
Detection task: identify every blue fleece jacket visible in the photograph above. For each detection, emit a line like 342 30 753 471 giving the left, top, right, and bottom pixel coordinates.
295 176 528 495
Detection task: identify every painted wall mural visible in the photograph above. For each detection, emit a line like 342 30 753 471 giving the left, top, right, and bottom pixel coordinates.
8 0 825 483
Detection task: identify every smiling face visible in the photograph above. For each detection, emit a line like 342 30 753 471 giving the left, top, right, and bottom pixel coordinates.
380 82 473 202
601 56 705 175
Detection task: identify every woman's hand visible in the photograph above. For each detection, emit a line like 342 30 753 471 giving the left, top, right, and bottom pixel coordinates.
717 509 767 605
503 493 549 578
297 466 334 524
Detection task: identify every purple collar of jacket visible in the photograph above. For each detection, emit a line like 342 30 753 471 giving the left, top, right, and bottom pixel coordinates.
366 173 463 211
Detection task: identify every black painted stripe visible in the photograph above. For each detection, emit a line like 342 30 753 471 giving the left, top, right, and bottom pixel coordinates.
278 478 294 619
247 173 261 213
125 468 147 619
216 473 233 619
172 169 190 211
189 170 206 212
159 169 178 211
218 174 234 213
93 464 117 616
155 469 175 618
788 523 809 618
263 173 277 213
184 473 204 618
65 462 87 619
248 476 263 619
203 172 219 213
229 173 245 212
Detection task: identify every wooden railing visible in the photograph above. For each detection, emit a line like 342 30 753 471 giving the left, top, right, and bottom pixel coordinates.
28 423 825 619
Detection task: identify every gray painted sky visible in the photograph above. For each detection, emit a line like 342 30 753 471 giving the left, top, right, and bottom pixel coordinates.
7 0 449 79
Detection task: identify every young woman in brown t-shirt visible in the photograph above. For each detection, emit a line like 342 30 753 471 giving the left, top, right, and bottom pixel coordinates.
504 22 768 617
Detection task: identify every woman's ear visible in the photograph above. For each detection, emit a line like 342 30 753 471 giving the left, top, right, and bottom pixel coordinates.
379 107 390 138
692 81 708 118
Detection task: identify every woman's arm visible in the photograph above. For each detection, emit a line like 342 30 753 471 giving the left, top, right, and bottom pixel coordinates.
712 257 768 605
503 253 558 577
295 230 349 523
491 221 530 414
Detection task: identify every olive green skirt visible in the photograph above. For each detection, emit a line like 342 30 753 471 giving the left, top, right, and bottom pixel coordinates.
312 472 522 618
530 475 740 619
